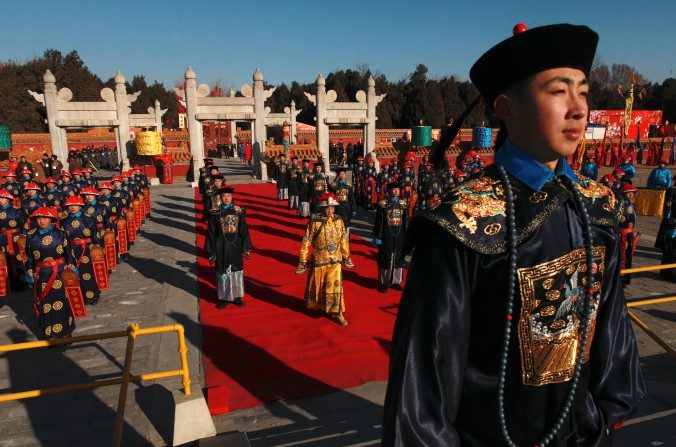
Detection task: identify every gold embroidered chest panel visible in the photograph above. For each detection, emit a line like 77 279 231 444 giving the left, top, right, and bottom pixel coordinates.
517 246 605 386
387 207 404 227
220 213 239 234
314 177 327 192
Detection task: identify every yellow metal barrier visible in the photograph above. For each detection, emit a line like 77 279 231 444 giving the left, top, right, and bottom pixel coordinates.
620 263 676 360
0 323 191 447
627 311 676 358
621 262 676 275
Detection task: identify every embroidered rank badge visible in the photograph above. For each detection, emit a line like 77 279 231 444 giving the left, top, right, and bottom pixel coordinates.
517 246 605 386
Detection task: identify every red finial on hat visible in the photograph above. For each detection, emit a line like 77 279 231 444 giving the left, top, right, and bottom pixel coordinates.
513 23 528 35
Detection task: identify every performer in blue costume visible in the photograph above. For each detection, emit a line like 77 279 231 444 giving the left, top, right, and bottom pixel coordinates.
24 207 78 339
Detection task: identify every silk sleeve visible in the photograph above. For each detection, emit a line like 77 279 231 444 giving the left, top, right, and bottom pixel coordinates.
239 211 252 253
299 222 314 264
204 215 217 260
584 232 646 440
382 218 474 446
339 219 350 260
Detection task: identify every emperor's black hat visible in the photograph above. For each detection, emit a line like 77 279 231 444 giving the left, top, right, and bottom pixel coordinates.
218 186 235 194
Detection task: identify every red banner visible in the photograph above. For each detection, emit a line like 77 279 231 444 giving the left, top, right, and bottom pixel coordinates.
117 219 128 255
104 229 117 271
62 268 87 318
90 246 109 291
126 211 137 243
589 110 663 139
0 253 8 297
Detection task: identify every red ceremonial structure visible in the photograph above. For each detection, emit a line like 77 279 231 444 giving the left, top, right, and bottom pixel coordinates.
195 183 398 414
589 110 664 139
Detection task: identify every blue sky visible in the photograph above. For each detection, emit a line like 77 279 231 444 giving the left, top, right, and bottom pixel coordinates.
3 0 674 89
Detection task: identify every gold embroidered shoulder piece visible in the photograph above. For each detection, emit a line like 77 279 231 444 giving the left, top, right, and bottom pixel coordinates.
422 165 568 254
573 175 622 227
422 168 510 253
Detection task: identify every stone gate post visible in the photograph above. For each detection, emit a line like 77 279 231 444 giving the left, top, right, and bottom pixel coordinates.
290 100 298 144
154 100 163 132
184 67 202 182
42 70 67 162
315 75 330 173
114 72 132 171
253 68 268 180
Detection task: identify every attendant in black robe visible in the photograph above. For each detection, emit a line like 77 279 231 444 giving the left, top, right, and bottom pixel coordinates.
383 23 644 447
287 157 301 210
203 174 224 219
352 156 366 205
199 162 219 199
655 178 676 281
372 182 408 292
297 160 313 217
204 187 252 309
274 154 290 200
330 168 355 232
309 162 328 214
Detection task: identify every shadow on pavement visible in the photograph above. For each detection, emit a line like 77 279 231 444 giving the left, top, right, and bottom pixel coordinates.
2 328 148 446
126 254 194 292
167 311 382 446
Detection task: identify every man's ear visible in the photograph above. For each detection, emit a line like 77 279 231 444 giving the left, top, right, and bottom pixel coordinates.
493 94 513 125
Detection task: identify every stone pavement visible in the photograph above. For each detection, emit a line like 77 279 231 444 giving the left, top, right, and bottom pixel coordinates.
0 183 202 446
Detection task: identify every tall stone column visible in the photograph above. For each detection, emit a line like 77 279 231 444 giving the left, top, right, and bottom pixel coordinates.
315 75 330 173
42 70 66 162
184 66 202 183
365 76 377 159
229 121 238 157
365 76 385 170
59 128 68 162
227 88 238 157
114 71 132 171
253 68 268 180
290 100 298 144
154 100 163 132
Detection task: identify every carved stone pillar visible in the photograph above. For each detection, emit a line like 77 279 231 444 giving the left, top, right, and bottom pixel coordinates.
114 71 132 171
366 76 385 170
230 121 238 156
154 100 163 132
315 75 330 173
252 68 268 180
42 70 66 162
290 100 298 144
184 66 202 182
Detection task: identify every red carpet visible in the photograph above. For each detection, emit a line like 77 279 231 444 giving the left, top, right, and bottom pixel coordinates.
195 184 400 414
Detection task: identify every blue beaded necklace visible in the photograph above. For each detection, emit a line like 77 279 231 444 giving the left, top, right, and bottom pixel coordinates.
495 165 596 447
